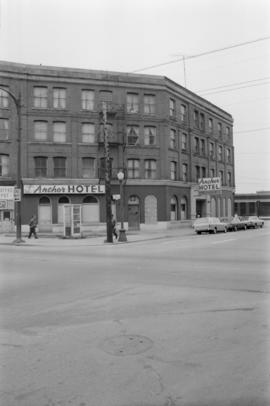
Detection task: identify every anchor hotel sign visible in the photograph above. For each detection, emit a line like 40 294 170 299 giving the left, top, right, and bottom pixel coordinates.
198 177 221 192
24 184 105 194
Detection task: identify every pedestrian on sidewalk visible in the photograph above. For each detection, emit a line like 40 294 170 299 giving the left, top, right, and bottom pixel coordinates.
28 215 38 239
111 215 118 240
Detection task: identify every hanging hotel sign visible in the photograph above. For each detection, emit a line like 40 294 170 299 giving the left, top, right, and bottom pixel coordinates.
23 184 105 194
198 177 221 192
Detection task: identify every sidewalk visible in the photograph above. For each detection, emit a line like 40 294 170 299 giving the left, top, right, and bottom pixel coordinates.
0 226 193 247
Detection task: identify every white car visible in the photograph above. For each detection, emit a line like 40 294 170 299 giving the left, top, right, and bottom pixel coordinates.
193 217 227 234
245 216 264 229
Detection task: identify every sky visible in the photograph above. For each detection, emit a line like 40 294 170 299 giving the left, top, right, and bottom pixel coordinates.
0 0 269 194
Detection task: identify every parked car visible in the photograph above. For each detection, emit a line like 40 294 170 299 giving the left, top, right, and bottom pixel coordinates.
244 216 264 228
220 216 248 231
193 217 227 234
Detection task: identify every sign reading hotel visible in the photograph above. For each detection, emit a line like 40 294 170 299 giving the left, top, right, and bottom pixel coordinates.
198 177 221 192
24 184 105 194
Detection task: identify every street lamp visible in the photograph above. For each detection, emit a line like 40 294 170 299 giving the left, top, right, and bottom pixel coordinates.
0 86 24 244
117 170 127 242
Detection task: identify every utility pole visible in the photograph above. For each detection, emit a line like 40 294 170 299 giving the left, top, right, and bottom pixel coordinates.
102 102 113 243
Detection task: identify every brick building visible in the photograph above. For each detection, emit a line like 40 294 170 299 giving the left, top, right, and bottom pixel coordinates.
234 191 270 218
0 61 235 233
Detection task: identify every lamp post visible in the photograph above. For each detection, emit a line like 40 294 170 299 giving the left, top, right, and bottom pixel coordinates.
117 170 127 242
0 86 24 244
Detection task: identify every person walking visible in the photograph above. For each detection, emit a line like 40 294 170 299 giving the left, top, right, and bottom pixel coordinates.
28 215 38 239
111 215 118 240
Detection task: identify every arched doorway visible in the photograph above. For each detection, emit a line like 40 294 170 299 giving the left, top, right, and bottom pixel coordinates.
38 196 52 228
170 196 178 220
58 196 70 224
128 195 140 230
82 196 99 222
145 195 157 224
180 197 187 220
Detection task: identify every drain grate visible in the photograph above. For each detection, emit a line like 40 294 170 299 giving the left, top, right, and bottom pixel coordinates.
100 334 153 356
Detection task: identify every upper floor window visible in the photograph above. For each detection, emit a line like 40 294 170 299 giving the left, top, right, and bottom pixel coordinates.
200 139 206 155
170 129 176 149
209 142 214 158
226 148 231 163
182 163 188 182
82 157 95 178
210 168 215 178
199 113 205 130
181 132 187 150
144 126 156 145
127 159 140 179
194 137 199 153
54 157 66 177
53 122 66 143
0 154 9 176
208 118 213 132
219 170 224 184
0 88 9 108
100 90 112 109
127 125 139 146
145 159 157 179
34 121 48 141
201 166 206 178
195 165 200 181
180 104 187 122
53 88 66 109
169 98 176 117
170 161 177 180
144 94 155 115
126 93 139 114
193 110 199 128
82 123 95 143
0 119 9 140
227 171 232 186
226 126 230 138
81 90 95 111
34 156 47 177
33 87 48 108
218 145 223 161
218 122 222 138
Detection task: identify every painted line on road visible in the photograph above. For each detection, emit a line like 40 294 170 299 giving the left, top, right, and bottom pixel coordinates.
211 238 236 244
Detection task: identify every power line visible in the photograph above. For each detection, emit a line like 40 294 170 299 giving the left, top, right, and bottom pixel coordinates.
199 80 270 96
234 126 270 134
132 36 270 73
196 76 270 93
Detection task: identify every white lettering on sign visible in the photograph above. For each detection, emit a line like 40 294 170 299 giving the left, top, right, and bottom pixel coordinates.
198 177 221 192
24 184 105 194
0 186 14 200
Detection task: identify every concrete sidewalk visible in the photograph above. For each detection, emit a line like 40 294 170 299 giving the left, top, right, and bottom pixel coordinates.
0 226 194 247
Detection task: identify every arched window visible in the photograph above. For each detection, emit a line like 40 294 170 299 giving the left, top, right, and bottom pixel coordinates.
38 196 51 224
180 197 187 220
145 195 157 224
170 196 178 220
58 196 70 224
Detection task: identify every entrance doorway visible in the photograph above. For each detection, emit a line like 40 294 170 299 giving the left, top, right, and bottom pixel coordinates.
196 199 206 217
128 195 140 230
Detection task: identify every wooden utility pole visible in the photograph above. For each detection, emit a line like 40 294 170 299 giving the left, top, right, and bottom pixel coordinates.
102 102 113 243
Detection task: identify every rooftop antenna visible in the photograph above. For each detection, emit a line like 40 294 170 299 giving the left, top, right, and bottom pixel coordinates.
171 53 190 88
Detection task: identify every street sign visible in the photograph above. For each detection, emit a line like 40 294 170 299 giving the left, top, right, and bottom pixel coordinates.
198 177 221 192
0 200 7 209
0 186 14 200
14 188 21 201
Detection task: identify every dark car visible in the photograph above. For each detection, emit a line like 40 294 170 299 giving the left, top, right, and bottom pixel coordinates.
220 216 247 231
244 216 264 228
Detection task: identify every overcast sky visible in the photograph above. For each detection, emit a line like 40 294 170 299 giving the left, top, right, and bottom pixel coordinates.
0 0 269 193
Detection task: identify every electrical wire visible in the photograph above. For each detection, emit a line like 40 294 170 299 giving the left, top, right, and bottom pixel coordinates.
234 127 270 134
199 81 270 96
196 76 270 93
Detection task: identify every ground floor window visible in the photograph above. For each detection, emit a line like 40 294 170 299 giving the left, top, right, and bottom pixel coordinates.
181 197 187 220
38 196 52 224
170 196 178 220
82 196 99 222
144 195 157 223
58 196 70 223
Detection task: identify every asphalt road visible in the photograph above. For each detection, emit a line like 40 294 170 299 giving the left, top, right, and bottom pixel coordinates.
0 225 270 406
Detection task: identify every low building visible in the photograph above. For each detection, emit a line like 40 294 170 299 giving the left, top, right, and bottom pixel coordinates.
234 191 270 218
0 61 235 233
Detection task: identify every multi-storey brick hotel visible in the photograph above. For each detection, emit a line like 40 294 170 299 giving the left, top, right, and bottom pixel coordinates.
0 61 234 233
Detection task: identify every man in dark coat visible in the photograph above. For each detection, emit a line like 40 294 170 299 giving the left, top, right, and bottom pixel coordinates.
28 215 38 239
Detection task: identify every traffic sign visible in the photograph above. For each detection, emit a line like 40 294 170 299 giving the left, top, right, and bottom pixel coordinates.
14 188 21 201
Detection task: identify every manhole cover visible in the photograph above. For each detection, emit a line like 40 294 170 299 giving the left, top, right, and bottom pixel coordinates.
100 334 153 356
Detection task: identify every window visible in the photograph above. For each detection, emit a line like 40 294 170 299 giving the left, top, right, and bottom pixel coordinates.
218 145 223 161
199 113 205 130
33 87 48 108
53 122 66 143
209 142 214 158
53 157 66 177
193 110 199 128
34 156 47 177
0 119 9 140
82 157 95 178
201 166 206 178
127 93 139 113
127 159 140 179
81 90 95 110
181 132 187 150
82 123 95 143
226 126 230 138
144 159 157 179
0 88 9 108
182 163 188 182
100 90 112 109
53 88 66 109
195 165 200 181
34 121 48 141
144 126 156 145
144 94 155 115
219 170 223 184
218 122 222 138
210 168 215 178
194 137 199 153
180 104 187 122
226 148 231 163
200 139 206 155
208 118 213 132
170 129 176 149
170 161 177 180
169 98 176 117
227 171 232 186
0 154 9 176
127 125 139 145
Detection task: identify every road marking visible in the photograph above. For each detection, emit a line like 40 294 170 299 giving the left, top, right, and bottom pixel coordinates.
211 238 236 244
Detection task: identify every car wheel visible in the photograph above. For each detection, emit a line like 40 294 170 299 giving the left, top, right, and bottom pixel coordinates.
196 231 201 235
